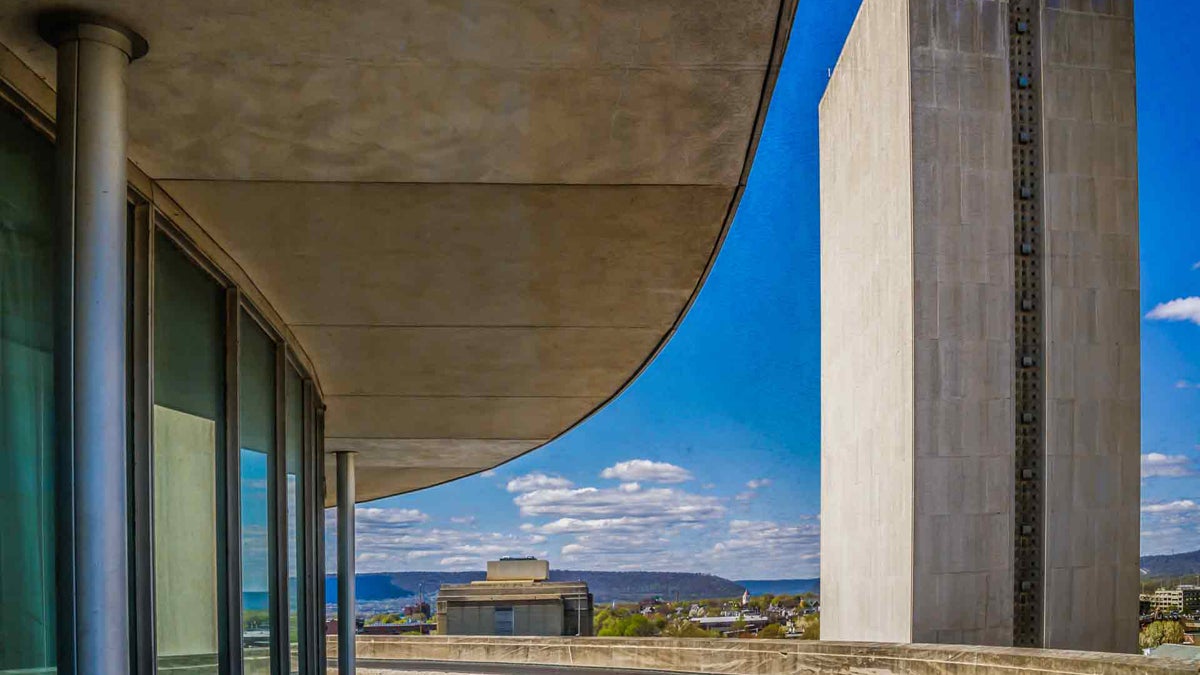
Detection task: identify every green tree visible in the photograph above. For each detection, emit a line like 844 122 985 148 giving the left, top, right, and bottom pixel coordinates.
800 613 820 640
621 614 656 637
1139 620 1186 649
661 619 718 638
758 623 786 639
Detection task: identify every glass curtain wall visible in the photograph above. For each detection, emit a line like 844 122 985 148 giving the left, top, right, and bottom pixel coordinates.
151 231 226 673
285 365 306 673
0 91 321 675
239 311 277 674
0 100 57 675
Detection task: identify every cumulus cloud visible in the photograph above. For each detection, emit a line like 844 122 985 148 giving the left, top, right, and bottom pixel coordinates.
735 478 773 501
514 485 723 524
709 519 820 578
1142 499 1200 555
356 507 429 527
1146 297 1200 325
480 469 497 478
600 459 693 484
1141 500 1200 514
1142 453 1197 478
514 482 728 571
506 472 573 493
325 506 544 572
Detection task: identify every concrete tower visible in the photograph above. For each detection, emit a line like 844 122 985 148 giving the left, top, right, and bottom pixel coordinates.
820 0 1138 652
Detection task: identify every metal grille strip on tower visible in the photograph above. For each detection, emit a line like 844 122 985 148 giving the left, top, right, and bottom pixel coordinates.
1009 0 1045 648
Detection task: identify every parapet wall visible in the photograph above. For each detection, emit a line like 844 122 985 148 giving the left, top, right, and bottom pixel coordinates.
329 636 1198 674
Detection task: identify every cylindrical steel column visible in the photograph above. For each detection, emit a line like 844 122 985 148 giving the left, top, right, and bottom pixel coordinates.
336 451 357 673
38 12 147 675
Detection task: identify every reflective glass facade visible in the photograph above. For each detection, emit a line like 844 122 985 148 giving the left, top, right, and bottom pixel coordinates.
285 365 306 673
0 93 57 675
153 232 226 672
239 310 276 673
0 92 325 674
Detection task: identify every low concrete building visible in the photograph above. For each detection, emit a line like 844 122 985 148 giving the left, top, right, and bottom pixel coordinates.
436 559 593 637
1143 587 1200 615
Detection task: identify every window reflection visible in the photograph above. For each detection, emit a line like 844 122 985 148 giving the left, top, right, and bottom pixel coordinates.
285 365 305 673
0 98 57 675
152 232 224 673
239 311 276 674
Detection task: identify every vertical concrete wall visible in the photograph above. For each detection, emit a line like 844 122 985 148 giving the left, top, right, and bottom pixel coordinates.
1040 1 1139 653
908 0 1015 646
819 0 915 643
821 0 1139 652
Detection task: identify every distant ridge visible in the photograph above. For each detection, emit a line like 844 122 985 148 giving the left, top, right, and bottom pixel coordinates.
327 570 747 604
736 578 819 596
1141 548 1200 579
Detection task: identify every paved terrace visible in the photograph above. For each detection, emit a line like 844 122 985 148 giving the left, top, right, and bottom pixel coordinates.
328 636 1199 674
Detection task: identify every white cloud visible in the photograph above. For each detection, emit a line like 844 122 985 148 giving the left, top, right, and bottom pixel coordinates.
450 516 476 525
1142 453 1197 478
514 485 723 524
1146 297 1200 325
709 519 820 578
1141 499 1200 555
355 507 429 526
324 506 543 573
1192 261 1200 271
1176 380 1200 389
618 482 640 493
480 469 497 478
506 472 573 493
746 478 772 490
1141 500 1200 514
600 459 693 484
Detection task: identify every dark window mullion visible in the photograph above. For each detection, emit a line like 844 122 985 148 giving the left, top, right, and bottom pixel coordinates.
299 377 315 675
130 202 155 675
271 344 288 675
314 406 327 674
223 288 243 675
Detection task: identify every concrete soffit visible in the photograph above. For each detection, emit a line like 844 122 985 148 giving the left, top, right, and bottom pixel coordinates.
0 0 800 503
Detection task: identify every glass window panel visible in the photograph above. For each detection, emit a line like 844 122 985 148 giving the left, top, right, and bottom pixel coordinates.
0 103 57 675
152 231 225 673
285 365 304 673
239 311 276 674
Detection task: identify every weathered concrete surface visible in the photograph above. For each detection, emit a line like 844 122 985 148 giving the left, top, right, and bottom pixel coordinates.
819 0 915 645
327 636 1199 675
821 0 1139 653
1040 1 1140 653
908 0 1015 647
0 1 797 502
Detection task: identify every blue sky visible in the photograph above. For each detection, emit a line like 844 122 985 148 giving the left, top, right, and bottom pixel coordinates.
1135 1 1200 557
333 1 1200 579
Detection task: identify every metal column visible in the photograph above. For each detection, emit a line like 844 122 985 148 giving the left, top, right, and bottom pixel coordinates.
38 12 147 675
336 451 356 673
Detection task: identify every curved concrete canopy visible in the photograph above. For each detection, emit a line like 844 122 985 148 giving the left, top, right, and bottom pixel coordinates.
0 0 797 503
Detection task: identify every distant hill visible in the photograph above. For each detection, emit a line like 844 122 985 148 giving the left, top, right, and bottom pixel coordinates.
1141 548 1200 579
736 578 820 596
327 570 746 604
